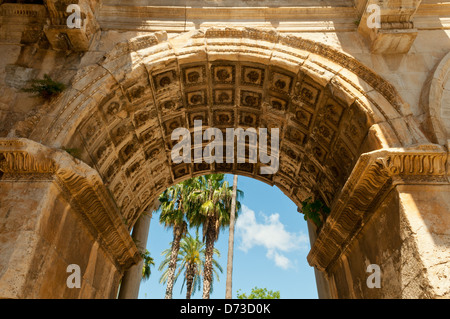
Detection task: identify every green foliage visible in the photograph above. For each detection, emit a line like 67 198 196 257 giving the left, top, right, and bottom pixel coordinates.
156 174 243 298
299 197 331 230
236 287 280 299
141 249 155 281
188 174 243 242
158 232 222 297
21 74 66 100
158 179 194 233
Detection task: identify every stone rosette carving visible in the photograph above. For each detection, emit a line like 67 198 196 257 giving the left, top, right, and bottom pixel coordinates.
307 144 449 272
0 138 141 272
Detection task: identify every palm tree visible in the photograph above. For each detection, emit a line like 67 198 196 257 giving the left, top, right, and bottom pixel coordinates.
141 249 154 281
177 232 205 299
158 181 193 299
189 174 242 299
158 232 222 299
178 232 223 299
225 174 238 299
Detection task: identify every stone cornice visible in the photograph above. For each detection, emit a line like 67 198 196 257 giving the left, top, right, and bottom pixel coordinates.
96 3 361 32
96 1 449 33
1 1 448 40
307 144 449 272
0 138 141 273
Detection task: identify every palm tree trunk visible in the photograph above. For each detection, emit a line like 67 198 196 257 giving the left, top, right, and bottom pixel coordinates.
165 227 183 299
185 263 195 299
225 174 238 299
202 216 216 299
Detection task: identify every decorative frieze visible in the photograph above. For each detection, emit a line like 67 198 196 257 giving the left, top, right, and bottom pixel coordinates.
0 3 47 20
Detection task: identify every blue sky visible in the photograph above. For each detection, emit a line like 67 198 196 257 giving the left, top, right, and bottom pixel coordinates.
138 174 318 299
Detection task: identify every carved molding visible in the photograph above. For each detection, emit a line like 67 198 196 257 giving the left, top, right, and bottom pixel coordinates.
96 3 360 33
307 144 449 272
0 138 141 272
0 3 47 20
96 1 449 33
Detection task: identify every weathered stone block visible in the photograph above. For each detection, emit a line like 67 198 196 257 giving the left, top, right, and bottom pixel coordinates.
43 0 100 52
357 0 421 54
369 28 418 54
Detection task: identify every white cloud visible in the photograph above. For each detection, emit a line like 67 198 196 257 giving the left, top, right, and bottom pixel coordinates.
270 251 291 270
235 205 309 270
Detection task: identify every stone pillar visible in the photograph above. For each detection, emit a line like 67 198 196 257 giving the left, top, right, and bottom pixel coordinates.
396 184 450 298
117 212 151 299
0 178 60 299
0 138 141 298
307 145 449 298
319 183 450 299
306 220 332 299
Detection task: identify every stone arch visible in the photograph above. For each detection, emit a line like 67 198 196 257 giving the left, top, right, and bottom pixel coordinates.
29 28 425 148
1 27 448 299
420 50 450 146
14 27 432 231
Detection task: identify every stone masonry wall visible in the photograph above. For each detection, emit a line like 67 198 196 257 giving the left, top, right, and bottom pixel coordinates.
0 179 122 298
327 184 450 299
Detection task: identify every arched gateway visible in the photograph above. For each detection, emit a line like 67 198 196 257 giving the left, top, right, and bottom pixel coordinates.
0 28 448 299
